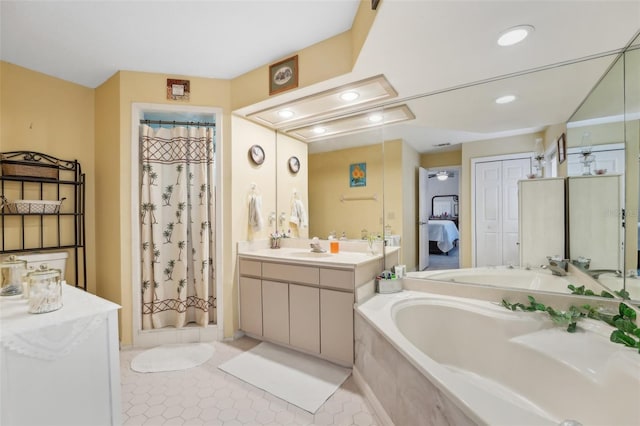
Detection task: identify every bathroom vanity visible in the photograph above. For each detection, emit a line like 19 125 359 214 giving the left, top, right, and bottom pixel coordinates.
238 244 399 366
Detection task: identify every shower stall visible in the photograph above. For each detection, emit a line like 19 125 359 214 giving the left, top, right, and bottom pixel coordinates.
131 104 222 347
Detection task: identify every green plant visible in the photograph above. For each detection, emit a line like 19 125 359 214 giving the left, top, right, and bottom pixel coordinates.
501 296 640 353
567 284 630 300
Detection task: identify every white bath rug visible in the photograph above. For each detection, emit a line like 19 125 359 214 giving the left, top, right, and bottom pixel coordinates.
130 343 215 373
218 341 351 413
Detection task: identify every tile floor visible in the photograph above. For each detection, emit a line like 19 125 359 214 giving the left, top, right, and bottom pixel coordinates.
120 337 381 426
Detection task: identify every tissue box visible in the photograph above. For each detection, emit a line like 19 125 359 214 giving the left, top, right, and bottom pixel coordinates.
376 278 403 294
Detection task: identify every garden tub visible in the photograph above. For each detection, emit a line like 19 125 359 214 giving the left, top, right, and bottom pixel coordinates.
355 291 640 426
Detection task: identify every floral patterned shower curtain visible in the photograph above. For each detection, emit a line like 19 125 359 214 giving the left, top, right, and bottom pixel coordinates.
140 124 216 329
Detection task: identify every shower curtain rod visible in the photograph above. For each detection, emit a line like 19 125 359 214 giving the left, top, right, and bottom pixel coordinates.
140 119 216 127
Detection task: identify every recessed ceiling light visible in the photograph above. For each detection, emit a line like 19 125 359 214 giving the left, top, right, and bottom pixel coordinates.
313 126 326 134
339 91 360 102
278 109 294 119
497 25 534 47
495 95 516 104
368 113 383 123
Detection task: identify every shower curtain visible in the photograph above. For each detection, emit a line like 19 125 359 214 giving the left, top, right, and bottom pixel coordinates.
140 124 216 329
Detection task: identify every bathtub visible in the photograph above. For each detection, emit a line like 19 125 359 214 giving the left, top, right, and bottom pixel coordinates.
355 291 640 426
408 267 607 294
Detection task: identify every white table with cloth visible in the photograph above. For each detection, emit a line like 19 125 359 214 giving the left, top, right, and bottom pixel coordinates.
428 219 460 253
0 283 121 426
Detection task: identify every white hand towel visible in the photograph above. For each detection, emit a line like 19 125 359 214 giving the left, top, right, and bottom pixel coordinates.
248 194 263 231
290 199 308 228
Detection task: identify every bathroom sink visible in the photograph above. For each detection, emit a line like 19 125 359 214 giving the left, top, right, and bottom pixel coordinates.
289 251 333 258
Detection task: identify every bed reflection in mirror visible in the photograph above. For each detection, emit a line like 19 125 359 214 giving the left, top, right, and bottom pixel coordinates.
428 195 460 256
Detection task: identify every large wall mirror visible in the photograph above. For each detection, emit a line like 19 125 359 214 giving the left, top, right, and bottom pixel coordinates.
274 116 385 247
565 34 640 302
261 40 640 303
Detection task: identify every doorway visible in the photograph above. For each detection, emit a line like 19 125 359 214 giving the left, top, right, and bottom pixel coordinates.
130 103 223 347
418 166 461 271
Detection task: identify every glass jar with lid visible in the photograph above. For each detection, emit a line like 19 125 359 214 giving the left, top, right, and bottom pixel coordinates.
27 264 62 314
1 255 26 296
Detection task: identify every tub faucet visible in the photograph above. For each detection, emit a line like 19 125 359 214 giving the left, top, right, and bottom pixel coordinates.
547 256 568 276
585 269 622 279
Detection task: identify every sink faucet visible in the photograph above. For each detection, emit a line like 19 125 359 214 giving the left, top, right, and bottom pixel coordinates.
585 269 622 279
547 256 568 276
309 237 327 253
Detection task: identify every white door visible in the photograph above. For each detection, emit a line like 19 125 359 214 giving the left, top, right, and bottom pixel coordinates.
418 167 429 270
475 157 530 267
475 161 502 267
503 159 530 265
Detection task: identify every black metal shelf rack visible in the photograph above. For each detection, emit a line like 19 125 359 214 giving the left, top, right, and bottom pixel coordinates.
1 151 86 290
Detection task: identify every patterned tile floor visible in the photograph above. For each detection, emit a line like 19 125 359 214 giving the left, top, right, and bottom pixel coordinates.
120 337 381 426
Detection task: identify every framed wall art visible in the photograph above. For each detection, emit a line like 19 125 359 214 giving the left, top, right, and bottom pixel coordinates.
269 55 298 95
167 79 190 101
350 163 366 187
557 133 566 164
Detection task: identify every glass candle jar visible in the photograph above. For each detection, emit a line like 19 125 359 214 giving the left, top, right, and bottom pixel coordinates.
0 255 26 296
27 264 62 314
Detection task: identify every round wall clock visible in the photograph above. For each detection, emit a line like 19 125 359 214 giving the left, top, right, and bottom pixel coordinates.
249 145 265 165
288 156 300 174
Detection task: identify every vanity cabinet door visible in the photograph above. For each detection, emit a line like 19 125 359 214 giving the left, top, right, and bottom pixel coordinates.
239 276 262 337
289 284 320 354
262 280 290 345
320 289 354 365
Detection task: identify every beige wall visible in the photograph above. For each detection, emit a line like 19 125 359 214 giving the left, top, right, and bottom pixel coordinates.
94 72 121 309
309 143 384 240
382 139 421 271
0 61 97 294
420 149 462 169
401 141 420 271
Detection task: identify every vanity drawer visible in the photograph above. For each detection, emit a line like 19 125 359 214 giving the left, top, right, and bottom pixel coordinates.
262 262 319 285
239 258 261 277
320 268 354 291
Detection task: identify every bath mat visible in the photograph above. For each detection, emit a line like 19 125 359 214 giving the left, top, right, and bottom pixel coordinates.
130 343 214 373
218 341 351 413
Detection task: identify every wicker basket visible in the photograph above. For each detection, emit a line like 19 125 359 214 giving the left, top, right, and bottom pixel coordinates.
1 161 59 180
2 198 65 214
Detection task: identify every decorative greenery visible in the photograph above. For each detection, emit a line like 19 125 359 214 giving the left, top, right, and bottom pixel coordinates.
567 284 630 300
501 295 639 353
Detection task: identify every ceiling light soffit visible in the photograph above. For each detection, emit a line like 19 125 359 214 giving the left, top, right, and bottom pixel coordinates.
247 75 398 129
286 104 415 142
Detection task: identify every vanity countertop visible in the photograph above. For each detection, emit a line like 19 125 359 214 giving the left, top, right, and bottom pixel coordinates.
238 246 400 268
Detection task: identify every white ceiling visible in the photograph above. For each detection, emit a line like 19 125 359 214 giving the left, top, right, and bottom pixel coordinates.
2 0 639 154
0 0 360 87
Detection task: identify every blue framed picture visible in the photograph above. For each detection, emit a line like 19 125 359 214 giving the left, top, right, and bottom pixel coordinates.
350 163 366 187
